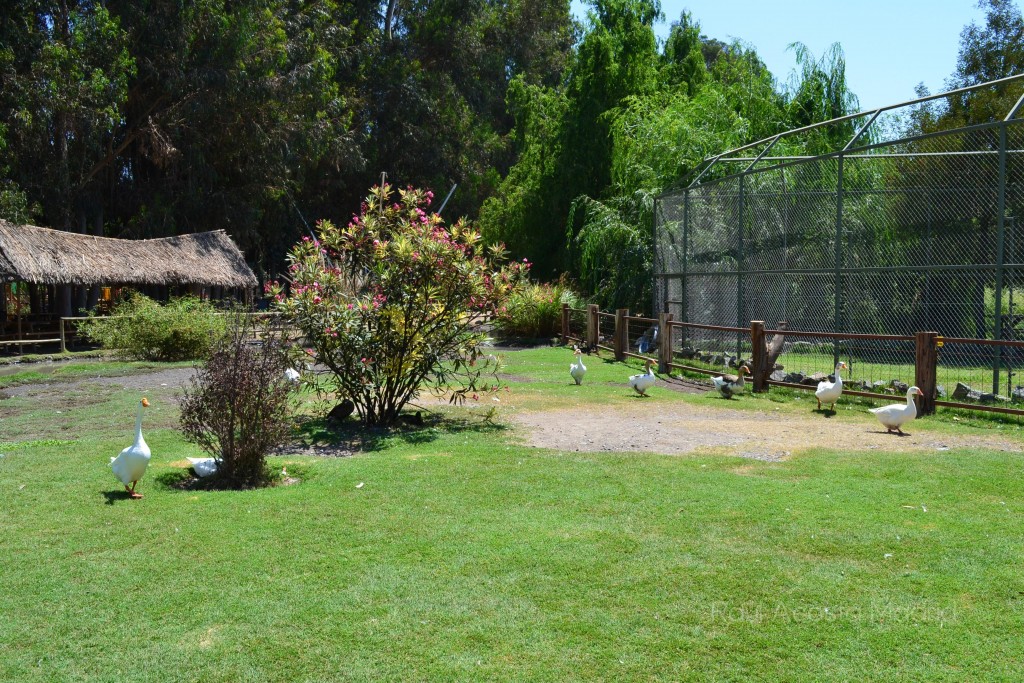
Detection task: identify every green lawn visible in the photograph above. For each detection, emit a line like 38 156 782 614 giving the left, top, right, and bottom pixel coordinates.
1 347 1023 681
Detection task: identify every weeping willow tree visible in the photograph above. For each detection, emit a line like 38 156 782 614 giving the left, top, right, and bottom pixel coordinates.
567 39 784 311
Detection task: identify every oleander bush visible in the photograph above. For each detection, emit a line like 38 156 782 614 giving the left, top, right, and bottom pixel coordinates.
270 183 525 426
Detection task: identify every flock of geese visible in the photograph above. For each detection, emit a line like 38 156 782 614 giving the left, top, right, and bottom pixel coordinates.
107 346 926 499
569 345 923 436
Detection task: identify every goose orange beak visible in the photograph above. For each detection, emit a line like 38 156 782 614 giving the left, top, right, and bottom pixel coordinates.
141 398 150 407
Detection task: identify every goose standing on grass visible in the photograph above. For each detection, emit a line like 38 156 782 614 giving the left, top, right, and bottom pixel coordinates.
629 359 657 396
110 398 151 499
284 367 301 385
712 366 749 399
870 386 923 435
815 361 848 411
569 346 587 385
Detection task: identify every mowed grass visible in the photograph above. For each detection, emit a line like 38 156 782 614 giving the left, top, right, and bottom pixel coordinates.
1 347 1023 681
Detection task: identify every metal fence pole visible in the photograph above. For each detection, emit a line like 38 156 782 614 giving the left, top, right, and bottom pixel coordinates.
993 122 1008 393
736 176 745 360
681 190 690 334
834 154 845 366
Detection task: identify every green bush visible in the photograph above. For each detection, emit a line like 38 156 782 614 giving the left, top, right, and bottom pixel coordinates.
79 293 226 361
494 280 581 339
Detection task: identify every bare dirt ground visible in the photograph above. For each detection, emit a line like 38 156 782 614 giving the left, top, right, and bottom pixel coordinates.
1 367 196 400
5 364 1020 461
511 401 1023 461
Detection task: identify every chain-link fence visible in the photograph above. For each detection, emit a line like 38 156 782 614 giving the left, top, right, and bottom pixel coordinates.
655 75 1024 403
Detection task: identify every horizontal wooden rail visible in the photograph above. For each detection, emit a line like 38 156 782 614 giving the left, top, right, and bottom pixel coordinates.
624 315 658 324
669 321 748 334
0 339 62 348
667 361 719 376
766 379 910 403
934 399 1024 416
940 336 1024 348
764 328 915 342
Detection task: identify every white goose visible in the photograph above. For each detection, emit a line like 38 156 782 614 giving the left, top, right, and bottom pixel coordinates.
110 398 151 498
284 367 301 385
870 386 923 435
712 366 749 399
815 361 848 411
569 347 587 385
629 359 656 396
186 457 219 478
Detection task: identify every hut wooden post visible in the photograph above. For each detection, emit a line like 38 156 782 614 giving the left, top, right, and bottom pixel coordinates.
59 317 66 353
658 312 673 374
16 281 23 355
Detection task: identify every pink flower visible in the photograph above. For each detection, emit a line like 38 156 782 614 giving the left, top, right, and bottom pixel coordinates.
471 393 479 401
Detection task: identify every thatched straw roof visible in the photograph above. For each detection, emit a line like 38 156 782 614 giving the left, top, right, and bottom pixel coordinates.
0 221 258 288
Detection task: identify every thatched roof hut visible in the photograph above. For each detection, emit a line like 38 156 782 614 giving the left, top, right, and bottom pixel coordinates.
0 220 257 288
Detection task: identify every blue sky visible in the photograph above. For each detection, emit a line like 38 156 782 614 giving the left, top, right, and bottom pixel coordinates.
571 0 991 111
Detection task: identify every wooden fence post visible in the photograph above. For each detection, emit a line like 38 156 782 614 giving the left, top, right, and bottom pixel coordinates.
561 303 570 346
614 308 628 361
658 313 673 373
586 304 598 351
750 320 767 392
915 331 939 415
59 318 66 354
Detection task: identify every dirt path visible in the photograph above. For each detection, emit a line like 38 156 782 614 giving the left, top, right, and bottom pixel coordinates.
512 402 1022 461
1 367 196 400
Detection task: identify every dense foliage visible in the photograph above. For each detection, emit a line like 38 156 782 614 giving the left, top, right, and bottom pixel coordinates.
272 184 525 426
2 1 1022 314
494 278 581 338
179 314 295 488
79 293 225 361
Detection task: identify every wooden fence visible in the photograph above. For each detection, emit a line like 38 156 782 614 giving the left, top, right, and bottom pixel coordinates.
561 303 1024 417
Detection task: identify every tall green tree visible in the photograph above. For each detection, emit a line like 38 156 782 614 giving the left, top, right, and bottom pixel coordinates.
0 1 134 230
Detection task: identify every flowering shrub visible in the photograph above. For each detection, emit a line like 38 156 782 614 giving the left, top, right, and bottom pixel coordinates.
269 184 526 426
493 278 582 339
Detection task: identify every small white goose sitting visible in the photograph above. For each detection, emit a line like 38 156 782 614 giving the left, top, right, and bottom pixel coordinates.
569 346 587 385
712 366 749 399
629 359 656 396
870 386 923 435
284 367 301 385
815 361 848 411
110 397 151 499
186 457 219 478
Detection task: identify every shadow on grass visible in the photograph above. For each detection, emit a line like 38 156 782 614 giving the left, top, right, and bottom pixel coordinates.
102 489 140 505
286 410 507 457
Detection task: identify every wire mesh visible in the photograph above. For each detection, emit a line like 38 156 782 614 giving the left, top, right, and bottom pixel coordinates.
655 80 1024 405
597 312 616 351
668 322 750 377
566 307 588 345
624 315 659 360
767 333 916 396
